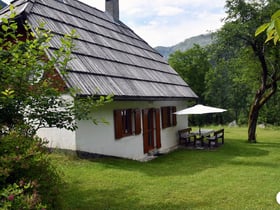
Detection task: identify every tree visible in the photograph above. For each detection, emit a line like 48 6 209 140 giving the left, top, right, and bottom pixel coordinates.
206 39 258 125
169 44 211 103
255 9 280 125
256 9 280 44
216 0 280 142
169 45 215 126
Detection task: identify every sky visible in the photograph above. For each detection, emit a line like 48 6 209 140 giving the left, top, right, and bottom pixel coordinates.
2 0 226 47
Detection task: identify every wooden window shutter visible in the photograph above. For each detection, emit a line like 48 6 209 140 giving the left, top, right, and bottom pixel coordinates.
114 110 123 139
134 109 141 135
155 109 161 149
161 107 167 129
126 109 132 134
142 109 149 154
172 106 177 126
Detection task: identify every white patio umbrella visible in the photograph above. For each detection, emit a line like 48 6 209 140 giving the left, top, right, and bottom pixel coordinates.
174 104 227 115
174 104 227 132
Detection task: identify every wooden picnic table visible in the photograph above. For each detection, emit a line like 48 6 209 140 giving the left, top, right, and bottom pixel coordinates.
192 129 215 147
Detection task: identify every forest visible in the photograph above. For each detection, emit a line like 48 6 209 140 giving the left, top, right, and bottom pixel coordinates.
168 0 280 141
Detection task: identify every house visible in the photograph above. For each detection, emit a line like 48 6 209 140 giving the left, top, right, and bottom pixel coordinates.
0 0 197 160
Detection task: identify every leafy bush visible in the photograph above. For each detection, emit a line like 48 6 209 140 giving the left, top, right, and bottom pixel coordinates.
0 132 63 209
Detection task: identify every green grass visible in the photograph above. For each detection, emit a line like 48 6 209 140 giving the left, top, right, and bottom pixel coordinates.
51 127 280 210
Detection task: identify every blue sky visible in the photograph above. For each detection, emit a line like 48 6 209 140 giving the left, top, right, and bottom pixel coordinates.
3 0 226 47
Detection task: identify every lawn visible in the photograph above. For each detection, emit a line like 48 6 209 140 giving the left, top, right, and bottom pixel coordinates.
51 127 280 210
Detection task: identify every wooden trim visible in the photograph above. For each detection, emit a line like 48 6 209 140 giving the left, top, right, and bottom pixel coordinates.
155 108 161 149
161 106 177 128
134 109 141 135
161 107 167 129
114 110 123 139
142 109 149 154
172 106 177 126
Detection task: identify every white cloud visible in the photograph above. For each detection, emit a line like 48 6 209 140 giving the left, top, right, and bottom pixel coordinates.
113 0 226 46
156 6 185 17
2 0 226 47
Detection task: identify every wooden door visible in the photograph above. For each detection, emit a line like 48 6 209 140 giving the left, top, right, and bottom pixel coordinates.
142 108 161 154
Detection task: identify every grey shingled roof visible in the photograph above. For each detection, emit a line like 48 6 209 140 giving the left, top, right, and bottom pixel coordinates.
0 0 198 100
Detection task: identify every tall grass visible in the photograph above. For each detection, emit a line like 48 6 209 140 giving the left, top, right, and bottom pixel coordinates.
52 127 280 210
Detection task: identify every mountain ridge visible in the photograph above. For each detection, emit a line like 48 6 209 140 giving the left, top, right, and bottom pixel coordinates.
155 33 214 59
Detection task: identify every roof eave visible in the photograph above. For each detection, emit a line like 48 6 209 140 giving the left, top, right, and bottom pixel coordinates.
78 94 198 101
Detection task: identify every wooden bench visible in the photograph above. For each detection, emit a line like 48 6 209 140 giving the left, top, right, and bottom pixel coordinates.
206 128 224 147
178 128 196 146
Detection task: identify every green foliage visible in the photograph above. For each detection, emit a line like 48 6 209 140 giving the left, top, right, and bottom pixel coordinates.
207 0 280 132
169 45 214 126
205 44 259 124
169 44 211 102
0 132 62 209
221 0 280 141
256 9 280 44
169 0 280 130
0 6 112 210
0 12 75 134
1 182 47 210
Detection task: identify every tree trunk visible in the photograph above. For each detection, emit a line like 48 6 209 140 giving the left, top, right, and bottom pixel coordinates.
248 84 277 142
247 43 279 142
248 104 259 143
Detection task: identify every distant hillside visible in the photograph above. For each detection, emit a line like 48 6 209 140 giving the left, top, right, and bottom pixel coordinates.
0 0 7 9
155 33 214 59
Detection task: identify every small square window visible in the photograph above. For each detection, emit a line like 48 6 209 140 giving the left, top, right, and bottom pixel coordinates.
114 109 141 139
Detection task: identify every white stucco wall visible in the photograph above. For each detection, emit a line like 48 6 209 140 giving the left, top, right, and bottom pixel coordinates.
37 94 76 151
37 127 76 150
75 100 189 160
38 99 190 160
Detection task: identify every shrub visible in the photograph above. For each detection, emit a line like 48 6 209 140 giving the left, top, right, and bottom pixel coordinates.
0 132 63 209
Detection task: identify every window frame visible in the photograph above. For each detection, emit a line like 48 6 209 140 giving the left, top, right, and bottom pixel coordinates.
161 106 177 129
114 108 141 139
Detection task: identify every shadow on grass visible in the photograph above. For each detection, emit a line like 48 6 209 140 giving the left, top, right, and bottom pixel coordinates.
256 141 280 148
61 181 211 210
59 141 272 210
58 135 278 210
83 138 270 178
57 127 280 210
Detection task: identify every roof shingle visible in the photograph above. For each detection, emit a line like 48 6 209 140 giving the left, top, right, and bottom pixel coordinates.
0 0 198 100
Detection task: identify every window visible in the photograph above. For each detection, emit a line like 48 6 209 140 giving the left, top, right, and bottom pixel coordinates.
161 106 177 129
114 109 141 139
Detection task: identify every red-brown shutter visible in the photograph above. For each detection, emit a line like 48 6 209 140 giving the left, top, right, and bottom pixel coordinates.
155 108 161 149
142 109 149 154
172 106 177 126
161 107 167 129
134 109 141 135
114 110 123 139
127 109 132 134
